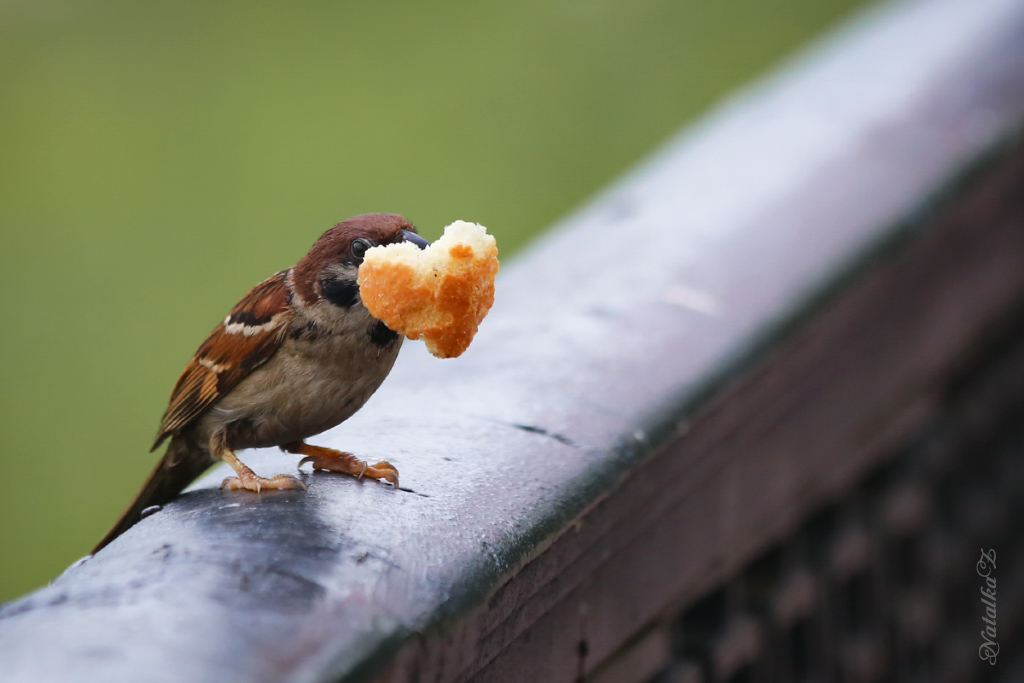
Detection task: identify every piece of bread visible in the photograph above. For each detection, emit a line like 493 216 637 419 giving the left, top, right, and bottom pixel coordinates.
358 220 499 358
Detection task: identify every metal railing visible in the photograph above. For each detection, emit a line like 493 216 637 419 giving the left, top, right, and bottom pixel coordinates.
2 0 1024 681
607 320 1024 683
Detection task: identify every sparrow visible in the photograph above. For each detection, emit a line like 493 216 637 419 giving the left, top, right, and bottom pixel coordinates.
94 213 430 552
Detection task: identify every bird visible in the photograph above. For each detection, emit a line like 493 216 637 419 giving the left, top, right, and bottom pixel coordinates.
94 213 430 552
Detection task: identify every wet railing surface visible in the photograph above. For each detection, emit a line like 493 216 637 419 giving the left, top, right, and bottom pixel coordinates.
3 0 1024 681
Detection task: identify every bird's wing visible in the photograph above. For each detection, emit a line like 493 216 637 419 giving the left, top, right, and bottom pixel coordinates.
152 270 294 450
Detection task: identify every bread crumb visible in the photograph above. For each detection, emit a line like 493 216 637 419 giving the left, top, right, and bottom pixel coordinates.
358 220 499 358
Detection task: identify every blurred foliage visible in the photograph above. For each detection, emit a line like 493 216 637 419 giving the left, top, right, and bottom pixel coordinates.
0 0 867 602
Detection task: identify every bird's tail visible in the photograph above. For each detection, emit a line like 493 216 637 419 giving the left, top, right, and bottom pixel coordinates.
93 434 214 553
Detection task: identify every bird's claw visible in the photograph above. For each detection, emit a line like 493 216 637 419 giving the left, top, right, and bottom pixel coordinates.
369 461 399 487
222 472 305 492
298 453 398 487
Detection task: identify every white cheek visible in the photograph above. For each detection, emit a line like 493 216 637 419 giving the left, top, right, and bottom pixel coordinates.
303 298 376 336
320 262 359 282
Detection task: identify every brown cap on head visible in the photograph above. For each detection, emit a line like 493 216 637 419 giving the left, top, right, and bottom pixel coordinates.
292 213 418 303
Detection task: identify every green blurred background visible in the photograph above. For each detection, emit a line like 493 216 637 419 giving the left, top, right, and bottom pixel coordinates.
0 0 868 602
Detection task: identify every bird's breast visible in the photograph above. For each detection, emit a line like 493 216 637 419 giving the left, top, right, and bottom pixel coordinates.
207 303 402 448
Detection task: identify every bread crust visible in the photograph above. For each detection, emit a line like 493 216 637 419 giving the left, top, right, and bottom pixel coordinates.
358 221 499 358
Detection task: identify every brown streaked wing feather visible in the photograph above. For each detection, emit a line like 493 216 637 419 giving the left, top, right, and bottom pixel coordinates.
152 271 293 450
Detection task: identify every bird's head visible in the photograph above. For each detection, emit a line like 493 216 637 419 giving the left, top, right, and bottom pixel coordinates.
292 213 429 307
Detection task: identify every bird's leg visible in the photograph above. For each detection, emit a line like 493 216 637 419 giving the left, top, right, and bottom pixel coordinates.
283 441 399 486
211 430 305 492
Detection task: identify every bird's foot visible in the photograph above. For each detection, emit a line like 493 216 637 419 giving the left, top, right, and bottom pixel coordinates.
288 442 398 486
299 454 399 487
221 466 305 493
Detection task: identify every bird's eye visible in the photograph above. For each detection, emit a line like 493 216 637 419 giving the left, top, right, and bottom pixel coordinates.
351 238 372 261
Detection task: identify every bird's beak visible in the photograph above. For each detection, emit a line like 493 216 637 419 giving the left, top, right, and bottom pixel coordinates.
401 229 430 250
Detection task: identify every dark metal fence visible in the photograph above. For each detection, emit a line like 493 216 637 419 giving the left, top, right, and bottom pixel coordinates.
2 0 1024 681
609 318 1024 683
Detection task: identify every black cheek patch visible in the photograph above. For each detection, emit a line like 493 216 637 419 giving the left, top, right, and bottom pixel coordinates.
369 320 399 348
320 277 360 308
